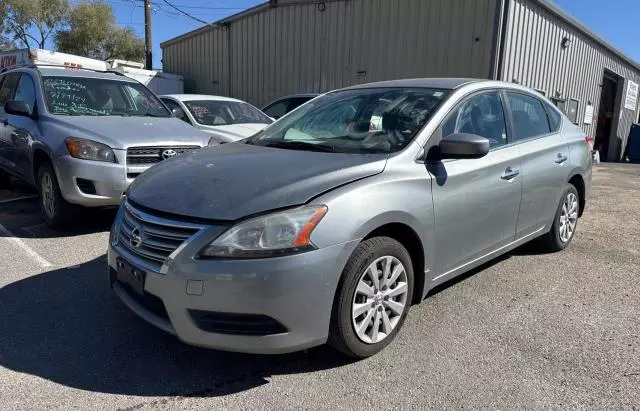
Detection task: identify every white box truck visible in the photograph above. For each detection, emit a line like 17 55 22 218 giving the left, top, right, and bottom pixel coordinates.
1 49 184 95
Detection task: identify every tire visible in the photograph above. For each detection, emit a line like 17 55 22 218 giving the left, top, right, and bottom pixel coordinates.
539 184 580 252
329 237 414 359
0 169 10 189
37 163 77 230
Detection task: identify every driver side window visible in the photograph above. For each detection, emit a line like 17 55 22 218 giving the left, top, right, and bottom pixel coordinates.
442 91 508 149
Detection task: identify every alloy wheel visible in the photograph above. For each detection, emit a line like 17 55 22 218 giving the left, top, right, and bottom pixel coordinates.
559 192 578 243
41 172 56 219
351 256 409 344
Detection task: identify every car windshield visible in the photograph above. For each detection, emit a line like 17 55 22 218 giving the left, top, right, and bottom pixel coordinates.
246 87 448 154
183 100 272 126
42 76 171 117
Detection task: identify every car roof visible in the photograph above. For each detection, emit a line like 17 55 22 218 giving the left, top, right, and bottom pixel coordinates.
161 94 244 103
273 93 319 100
34 67 138 81
342 78 483 90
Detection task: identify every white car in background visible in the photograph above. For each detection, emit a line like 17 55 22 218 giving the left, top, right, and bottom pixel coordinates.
160 94 273 145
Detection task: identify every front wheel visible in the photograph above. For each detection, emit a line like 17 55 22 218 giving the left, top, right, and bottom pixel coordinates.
539 184 580 252
38 163 77 230
329 237 414 358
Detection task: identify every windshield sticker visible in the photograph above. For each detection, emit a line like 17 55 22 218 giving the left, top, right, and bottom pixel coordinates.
43 78 108 115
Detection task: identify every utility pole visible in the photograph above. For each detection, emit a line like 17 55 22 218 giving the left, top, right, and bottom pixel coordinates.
144 0 152 69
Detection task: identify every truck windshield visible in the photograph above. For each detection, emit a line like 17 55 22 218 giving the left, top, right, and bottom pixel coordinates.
246 87 448 154
183 100 272 125
42 76 171 117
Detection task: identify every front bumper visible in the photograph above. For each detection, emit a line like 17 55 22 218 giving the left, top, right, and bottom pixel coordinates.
108 237 359 354
54 154 144 207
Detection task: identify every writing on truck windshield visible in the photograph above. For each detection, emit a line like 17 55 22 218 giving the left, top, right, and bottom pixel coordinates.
42 76 170 117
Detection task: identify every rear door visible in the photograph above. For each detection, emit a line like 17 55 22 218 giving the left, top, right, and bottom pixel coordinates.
503 91 570 237
428 90 523 276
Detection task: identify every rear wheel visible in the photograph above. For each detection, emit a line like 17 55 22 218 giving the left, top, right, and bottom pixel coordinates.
37 163 77 230
539 184 580 252
329 237 414 358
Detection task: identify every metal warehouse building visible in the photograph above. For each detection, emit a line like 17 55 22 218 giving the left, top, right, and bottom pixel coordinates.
161 0 640 161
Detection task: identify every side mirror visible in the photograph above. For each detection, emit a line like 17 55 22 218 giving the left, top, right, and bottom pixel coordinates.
438 133 490 159
171 107 185 119
5 101 32 118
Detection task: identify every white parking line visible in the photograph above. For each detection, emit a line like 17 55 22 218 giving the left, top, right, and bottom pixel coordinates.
0 194 38 204
0 223 52 268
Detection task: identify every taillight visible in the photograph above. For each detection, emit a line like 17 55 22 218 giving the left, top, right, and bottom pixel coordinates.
585 136 594 153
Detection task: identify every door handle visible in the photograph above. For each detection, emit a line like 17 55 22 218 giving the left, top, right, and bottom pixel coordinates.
501 167 520 180
555 153 568 164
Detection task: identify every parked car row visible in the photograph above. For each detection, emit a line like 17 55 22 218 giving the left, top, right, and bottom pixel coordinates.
0 62 592 359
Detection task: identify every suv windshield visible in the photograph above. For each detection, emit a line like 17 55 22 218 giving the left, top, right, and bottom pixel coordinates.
42 76 170 117
183 100 272 125
246 87 448 154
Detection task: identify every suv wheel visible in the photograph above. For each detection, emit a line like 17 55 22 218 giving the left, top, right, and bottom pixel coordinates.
38 163 76 230
539 184 580 252
329 237 414 358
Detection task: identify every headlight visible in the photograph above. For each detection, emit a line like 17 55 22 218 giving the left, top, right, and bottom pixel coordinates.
65 137 116 162
199 206 328 258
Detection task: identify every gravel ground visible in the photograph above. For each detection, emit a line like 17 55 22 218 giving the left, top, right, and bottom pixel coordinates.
0 163 638 410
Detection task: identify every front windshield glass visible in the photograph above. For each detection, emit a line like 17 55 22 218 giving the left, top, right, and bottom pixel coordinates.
246 87 448 154
183 100 272 125
42 76 170 117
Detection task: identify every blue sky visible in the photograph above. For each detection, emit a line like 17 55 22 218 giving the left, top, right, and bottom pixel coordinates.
41 0 640 70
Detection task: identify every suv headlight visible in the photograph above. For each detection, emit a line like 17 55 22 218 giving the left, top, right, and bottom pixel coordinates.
65 137 116 162
199 206 328 259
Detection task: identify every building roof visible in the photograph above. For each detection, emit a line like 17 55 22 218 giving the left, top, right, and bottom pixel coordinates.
161 0 639 73
343 78 481 90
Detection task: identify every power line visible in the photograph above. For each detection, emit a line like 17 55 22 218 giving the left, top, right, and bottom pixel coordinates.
158 0 217 26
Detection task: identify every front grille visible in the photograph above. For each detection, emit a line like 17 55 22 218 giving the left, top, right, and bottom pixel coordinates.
189 310 288 336
126 146 200 165
116 203 202 270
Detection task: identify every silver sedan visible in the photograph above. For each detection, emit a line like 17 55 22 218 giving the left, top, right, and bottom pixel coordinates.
108 78 592 358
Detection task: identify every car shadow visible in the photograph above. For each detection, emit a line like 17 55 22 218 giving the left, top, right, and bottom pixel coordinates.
0 195 117 239
0 255 350 398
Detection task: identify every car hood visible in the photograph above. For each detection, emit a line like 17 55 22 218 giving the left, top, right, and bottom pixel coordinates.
53 116 210 149
197 123 270 141
127 142 388 221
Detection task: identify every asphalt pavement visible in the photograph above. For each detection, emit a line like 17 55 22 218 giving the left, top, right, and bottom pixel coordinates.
0 164 638 410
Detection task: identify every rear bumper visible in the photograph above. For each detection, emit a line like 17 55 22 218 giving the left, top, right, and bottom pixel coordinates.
53 154 145 207
108 237 359 354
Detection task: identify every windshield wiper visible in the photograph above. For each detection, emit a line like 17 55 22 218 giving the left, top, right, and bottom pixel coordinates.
263 141 337 153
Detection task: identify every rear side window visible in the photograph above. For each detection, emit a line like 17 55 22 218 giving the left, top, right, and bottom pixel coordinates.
263 100 288 119
544 102 562 131
506 92 552 140
0 73 20 106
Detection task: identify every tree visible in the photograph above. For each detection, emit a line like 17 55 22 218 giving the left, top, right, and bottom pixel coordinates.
3 0 69 48
54 1 144 62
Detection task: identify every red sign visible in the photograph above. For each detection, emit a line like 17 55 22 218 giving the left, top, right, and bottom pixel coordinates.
0 55 17 69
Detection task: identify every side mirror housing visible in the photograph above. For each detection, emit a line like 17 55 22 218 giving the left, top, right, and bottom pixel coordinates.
438 133 490 159
5 100 32 118
171 107 185 119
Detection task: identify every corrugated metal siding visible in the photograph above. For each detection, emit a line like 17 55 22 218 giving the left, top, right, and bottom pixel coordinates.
501 0 640 160
162 27 229 95
162 0 499 107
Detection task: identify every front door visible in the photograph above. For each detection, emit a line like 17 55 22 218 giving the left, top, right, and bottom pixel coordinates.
8 73 38 180
427 90 522 276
